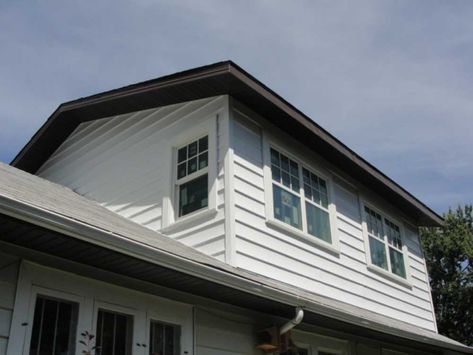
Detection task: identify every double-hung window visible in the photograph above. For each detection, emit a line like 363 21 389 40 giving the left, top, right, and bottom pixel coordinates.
176 136 209 217
364 205 407 279
269 148 333 246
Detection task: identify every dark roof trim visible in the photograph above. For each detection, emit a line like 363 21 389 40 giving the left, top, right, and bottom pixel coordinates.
11 61 442 226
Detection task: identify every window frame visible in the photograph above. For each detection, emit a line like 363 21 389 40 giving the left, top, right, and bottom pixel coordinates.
23 286 85 355
162 116 218 232
360 200 413 287
263 139 339 254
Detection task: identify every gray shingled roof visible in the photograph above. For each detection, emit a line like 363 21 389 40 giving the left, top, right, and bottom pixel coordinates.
0 162 470 353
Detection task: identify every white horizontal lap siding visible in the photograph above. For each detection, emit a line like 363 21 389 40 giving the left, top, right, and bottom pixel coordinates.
195 308 261 355
0 253 19 355
230 108 437 331
38 96 227 259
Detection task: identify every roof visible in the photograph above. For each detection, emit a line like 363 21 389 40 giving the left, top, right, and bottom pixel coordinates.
10 61 442 226
0 162 470 353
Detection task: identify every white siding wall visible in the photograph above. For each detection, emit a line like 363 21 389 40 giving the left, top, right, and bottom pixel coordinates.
38 96 227 261
195 308 261 355
230 105 437 331
0 253 19 355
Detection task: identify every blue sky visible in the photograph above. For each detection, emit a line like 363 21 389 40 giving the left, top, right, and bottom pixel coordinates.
1 0 472 214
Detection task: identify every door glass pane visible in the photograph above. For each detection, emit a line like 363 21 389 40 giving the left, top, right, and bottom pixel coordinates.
369 236 388 270
389 247 407 278
273 185 301 229
149 320 180 355
96 309 133 355
29 296 78 355
306 202 332 243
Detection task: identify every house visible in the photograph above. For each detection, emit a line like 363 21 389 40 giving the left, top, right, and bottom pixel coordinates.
0 61 470 355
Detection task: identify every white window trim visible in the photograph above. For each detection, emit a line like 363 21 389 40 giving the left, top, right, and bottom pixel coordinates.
262 135 339 255
360 199 413 288
22 286 86 355
162 115 219 233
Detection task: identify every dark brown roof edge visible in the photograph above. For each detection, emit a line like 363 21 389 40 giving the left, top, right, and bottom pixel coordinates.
10 61 233 168
10 60 443 226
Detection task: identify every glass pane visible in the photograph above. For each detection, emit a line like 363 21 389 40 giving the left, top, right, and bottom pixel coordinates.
188 141 198 157
280 155 289 172
292 177 300 192
179 174 208 217
270 148 280 166
320 192 329 208
96 309 133 355
29 296 78 355
273 185 301 229
290 161 298 177
198 136 208 153
198 152 208 170
302 168 310 184
149 321 180 355
271 165 281 183
177 163 186 180
385 219 402 249
177 147 187 163
390 247 406 278
281 171 291 188
369 236 388 270
306 203 332 243
187 157 197 175
304 184 312 200
365 207 383 239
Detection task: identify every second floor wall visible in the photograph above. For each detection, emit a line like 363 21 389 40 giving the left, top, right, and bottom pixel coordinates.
36 95 438 332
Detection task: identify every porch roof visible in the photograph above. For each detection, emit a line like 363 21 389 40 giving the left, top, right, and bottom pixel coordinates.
0 162 469 354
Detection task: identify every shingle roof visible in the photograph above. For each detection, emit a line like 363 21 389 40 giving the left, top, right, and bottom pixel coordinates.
0 162 470 353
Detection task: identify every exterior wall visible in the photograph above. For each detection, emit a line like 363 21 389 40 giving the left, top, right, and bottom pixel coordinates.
229 101 437 331
37 96 228 262
7 261 438 355
0 253 19 355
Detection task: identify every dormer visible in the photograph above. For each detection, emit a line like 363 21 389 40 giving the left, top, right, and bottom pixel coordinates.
12 61 442 332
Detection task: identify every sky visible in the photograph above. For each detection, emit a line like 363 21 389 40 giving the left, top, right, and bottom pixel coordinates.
0 0 472 214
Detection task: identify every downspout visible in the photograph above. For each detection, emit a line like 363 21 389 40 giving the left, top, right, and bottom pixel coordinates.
280 307 304 335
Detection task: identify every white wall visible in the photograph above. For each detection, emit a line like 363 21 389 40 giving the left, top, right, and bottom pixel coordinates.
230 102 437 332
38 96 228 261
0 253 19 355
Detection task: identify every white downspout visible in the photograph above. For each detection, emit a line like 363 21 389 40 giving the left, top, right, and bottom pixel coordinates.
280 307 304 335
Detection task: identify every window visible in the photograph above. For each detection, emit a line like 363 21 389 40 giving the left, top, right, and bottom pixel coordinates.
364 206 407 279
176 136 209 217
149 320 180 355
96 309 134 355
30 295 79 355
269 148 333 245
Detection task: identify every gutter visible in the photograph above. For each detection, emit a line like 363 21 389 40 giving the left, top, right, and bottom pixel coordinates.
0 195 470 354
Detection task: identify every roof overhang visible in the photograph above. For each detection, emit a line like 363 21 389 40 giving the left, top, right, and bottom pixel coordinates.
11 61 442 226
0 211 469 354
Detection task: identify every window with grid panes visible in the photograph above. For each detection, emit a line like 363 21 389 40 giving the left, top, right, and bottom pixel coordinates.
364 206 407 278
176 136 209 217
270 148 332 243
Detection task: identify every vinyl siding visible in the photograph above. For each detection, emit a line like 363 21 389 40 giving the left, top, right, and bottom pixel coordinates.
230 106 437 331
195 308 261 355
38 96 227 260
0 253 19 355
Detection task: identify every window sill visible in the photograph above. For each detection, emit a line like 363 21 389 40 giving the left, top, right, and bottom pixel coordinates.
161 208 218 234
265 218 340 256
367 264 412 289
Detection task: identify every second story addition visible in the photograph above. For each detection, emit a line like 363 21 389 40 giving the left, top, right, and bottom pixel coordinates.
12 61 442 334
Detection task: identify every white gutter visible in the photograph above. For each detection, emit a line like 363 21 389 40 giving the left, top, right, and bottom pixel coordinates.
280 307 304 335
0 195 471 354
